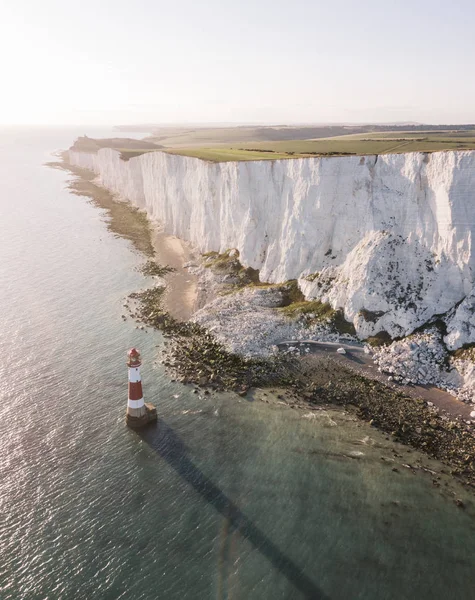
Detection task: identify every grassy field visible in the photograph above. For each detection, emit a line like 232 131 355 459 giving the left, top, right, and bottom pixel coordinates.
164 147 297 162
81 127 475 163
166 131 475 162
130 123 475 149
145 125 368 147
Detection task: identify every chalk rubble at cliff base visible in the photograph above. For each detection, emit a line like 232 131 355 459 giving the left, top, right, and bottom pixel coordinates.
372 329 449 388
191 283 351 357
189 264 475 407
372 330 475 406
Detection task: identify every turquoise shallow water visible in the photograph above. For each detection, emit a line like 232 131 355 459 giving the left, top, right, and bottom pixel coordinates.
1 127 475 600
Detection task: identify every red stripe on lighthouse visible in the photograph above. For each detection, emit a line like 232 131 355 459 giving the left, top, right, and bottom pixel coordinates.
128 381 143 401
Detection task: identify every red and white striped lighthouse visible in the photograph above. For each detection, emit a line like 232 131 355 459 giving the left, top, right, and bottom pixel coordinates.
126 348 157 428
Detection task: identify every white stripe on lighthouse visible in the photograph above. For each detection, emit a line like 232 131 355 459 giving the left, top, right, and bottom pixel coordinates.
128 367 141 383
128 398 145 409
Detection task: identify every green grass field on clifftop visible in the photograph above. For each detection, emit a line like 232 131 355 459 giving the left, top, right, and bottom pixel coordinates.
165 130 475 162
79 127 475 163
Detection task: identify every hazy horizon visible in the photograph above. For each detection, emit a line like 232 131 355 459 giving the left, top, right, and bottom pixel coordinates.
4 120 474 130
1 0 474 126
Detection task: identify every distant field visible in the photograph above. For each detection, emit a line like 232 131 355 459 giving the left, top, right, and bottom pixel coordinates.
76 128 475 163
333 130 475 141
145 125 368 148
70 136 163 155
121 123 475 150
166 131 475 162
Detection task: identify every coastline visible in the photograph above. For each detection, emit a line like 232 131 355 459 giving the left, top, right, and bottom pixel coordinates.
48 153 197 320
52 152 475 492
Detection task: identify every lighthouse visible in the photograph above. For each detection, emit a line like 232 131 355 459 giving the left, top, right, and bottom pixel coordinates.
126 348 157 428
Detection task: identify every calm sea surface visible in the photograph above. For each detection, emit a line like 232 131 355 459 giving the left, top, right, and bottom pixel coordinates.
1 127 475 600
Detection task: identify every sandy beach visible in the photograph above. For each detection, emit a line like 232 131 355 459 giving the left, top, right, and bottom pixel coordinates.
150 225 197 321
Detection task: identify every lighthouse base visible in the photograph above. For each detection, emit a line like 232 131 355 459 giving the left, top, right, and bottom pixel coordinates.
126 403 157 428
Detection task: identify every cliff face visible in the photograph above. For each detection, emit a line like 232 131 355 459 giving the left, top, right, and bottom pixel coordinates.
69 147 475 348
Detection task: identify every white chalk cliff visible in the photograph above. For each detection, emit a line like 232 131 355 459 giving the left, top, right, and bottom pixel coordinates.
69 147 475 348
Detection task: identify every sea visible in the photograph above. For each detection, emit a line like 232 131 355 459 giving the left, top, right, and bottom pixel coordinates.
1 126 475 600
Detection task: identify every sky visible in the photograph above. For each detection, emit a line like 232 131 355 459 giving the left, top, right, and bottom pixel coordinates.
0 0 474 126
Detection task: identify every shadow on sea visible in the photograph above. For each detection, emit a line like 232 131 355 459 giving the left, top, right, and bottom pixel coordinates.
138 420 330 600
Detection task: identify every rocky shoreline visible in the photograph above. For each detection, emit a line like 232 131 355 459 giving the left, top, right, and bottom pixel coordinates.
294 355 475 489
125 253 475 491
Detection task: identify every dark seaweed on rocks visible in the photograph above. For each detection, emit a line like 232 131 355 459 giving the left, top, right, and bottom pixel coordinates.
139 260 176 278
298 358 475 488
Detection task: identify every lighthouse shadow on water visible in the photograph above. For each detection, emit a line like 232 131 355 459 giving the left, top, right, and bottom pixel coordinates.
136 414 328 599
126 348 326 598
